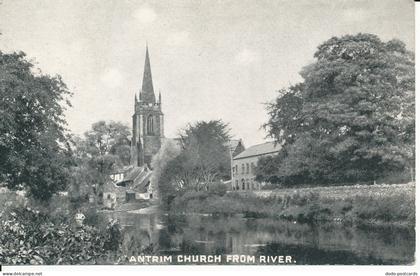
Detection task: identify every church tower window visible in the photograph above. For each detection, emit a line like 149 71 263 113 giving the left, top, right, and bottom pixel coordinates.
147 115 154 135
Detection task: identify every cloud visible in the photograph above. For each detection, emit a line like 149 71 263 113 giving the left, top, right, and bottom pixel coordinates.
133 6 157 24
166 31 191 46
100 68 123 88
235 49 260 65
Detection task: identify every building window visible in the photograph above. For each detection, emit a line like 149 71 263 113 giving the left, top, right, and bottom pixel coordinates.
251 163 256 174
147 115 154 135
241 164 245 174
246 179 250 190
241 179 245 190
246 163 249 174
235 180 239 190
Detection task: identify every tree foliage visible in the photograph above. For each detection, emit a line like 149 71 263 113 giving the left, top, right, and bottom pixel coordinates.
150 140 181 204
0 207 123 265
82 120 131 173
68 121 131 200
259 34 415 185
0 51 73 200
160 120 231 195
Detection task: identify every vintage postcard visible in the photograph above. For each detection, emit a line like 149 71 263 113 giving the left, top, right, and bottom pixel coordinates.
0 0 416 275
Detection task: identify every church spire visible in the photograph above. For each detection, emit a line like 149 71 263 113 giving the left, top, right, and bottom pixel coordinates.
140 45 156 103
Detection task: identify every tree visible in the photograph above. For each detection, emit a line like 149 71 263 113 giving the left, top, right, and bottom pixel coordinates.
261 34 414 185
161 120 231 193
69 121 131 200
150 140 181 203
0 51 73 200
83 121 131 174
264 84 304 145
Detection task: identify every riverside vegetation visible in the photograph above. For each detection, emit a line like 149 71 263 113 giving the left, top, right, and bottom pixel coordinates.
169 183 415 227
0 192 125 265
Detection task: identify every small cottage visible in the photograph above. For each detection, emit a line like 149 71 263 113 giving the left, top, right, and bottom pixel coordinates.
103 165 154 208
117 166 154 201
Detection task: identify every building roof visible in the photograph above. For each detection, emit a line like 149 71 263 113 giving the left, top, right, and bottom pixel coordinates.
119 165 152 193
228 139 245 158
103 181 126 193
109 166 133 175
122 166 147 182
227 139 240 152
131 172 152 193
233 141 282 160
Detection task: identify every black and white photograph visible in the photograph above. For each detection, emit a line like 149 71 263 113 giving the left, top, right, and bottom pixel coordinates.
0 0 416 274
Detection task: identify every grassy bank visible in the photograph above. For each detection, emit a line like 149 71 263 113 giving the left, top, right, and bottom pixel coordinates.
170 183 415 226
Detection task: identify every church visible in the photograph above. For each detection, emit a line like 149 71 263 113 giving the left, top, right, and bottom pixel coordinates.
130 46 164 167
104 46 163 206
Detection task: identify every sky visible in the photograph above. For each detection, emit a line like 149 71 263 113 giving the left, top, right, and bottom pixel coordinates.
0 0 414 146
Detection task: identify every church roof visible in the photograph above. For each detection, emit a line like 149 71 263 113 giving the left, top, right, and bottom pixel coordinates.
140 46 156 103
233 141 282 160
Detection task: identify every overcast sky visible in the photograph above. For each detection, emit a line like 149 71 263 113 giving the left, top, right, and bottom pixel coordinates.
0 0 414 146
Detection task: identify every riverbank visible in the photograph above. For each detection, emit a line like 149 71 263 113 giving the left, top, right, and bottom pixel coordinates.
170 183 415 226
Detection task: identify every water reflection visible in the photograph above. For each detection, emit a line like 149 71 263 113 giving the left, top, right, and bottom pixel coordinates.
102 211 415 265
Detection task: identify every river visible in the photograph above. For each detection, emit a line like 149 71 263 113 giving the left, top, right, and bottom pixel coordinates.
102 209 415 265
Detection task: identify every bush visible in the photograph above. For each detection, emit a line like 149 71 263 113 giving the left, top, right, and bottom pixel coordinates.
208 182 228 196
0 207 122 265
351 193 415 224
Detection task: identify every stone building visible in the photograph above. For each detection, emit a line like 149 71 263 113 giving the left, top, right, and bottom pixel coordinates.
231 141 282 191
130 46 164 167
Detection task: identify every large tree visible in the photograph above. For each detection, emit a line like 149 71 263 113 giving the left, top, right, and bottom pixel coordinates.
260 34 414 185
82 120 131 174
69 121 131 200
0 51 73 200
161 120 231 193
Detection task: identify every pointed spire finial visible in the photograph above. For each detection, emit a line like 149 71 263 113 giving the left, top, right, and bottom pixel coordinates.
140 45 156 103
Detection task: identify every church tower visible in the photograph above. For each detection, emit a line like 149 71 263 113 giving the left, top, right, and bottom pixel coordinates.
131 46 164 167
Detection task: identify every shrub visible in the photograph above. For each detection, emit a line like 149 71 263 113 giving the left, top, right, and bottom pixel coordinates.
0 207 122 265
208 182 228 196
